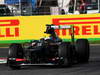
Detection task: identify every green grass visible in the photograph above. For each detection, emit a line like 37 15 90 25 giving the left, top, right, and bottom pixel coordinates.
0 40 100 47
0 44 10 47
89 40 100 44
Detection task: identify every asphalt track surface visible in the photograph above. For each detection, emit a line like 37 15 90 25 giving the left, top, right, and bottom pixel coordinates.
0 45 100 75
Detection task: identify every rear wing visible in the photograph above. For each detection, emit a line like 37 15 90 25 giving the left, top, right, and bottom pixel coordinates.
45 24 75 43
46 24 72 29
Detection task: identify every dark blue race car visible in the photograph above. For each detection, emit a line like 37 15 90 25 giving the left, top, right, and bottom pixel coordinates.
7 24 90 69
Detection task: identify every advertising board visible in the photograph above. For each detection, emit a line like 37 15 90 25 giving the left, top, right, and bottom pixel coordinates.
0 14 100 43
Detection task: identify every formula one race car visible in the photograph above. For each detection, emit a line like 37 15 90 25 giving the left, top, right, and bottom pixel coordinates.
7 24 90 69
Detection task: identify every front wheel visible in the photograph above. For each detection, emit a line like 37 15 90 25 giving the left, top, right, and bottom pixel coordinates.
7 43 24 69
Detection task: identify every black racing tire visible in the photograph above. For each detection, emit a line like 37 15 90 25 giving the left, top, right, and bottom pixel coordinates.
7 43 24 69
76 39 90 63
58 42 73 67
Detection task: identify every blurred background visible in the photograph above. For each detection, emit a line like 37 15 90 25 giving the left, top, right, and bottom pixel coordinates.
0 0 99 16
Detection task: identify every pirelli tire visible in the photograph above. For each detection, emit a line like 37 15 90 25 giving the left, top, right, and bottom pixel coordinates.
76 39 90 63
7 43 24 69
58 42 73 67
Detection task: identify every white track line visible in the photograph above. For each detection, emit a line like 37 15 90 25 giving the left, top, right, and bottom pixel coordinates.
0 58 7 64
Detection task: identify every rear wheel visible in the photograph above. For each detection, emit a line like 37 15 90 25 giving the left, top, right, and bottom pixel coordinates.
76 39 90 63
7 43 24 69
58 42 73 67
